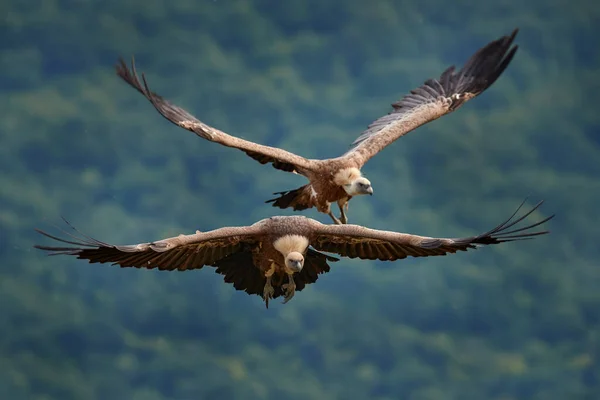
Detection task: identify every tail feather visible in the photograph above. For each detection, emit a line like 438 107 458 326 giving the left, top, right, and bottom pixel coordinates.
265 185 313 211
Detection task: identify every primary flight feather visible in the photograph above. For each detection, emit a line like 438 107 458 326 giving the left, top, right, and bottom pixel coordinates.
116 29 519 224
35 199 552 308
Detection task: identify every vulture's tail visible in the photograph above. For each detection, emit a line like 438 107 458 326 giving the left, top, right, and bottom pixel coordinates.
265 185 314 211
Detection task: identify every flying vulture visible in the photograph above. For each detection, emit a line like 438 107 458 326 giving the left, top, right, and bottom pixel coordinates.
35 199 553 308
115 29 519 224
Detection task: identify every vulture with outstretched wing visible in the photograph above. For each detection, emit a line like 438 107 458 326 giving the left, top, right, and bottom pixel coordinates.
35 199 553 308
115 29 519 224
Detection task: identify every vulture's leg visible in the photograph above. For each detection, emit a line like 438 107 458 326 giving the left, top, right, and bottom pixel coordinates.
262 263 276 308
338 200 349 224
327 211 342 225
282 273 297 304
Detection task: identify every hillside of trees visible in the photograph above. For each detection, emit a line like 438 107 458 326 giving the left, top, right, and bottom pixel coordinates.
1 0 599 399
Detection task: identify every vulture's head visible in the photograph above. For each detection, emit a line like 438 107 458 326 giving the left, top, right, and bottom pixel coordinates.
344 177 373 196
285 251 304 273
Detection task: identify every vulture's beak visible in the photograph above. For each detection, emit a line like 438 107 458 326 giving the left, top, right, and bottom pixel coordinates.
291 260 303 272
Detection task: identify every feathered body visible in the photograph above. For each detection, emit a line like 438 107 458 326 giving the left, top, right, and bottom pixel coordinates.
115 30 520 224
267 165 363 215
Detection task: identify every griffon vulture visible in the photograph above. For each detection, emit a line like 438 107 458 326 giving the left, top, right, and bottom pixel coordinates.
115 29 519 224
35 199 552 308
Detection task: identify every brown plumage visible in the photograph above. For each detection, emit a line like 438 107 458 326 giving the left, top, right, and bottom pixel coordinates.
34 199 553 308
115 29 519 224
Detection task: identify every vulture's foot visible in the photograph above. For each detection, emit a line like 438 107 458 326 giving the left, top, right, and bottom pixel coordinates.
338 202 349 224
263 276 274 308
282 274 297 304
328 211 342 225
340 210 348 225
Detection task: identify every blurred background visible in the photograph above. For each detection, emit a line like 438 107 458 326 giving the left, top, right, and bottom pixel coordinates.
1 0 599 399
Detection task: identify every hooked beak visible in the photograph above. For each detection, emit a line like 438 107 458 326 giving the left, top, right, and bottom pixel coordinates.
367 187 373 196
290 260 303 272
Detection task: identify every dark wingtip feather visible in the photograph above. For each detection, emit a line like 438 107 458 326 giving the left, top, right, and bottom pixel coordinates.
419 198 553 250
117 57 164 104
114 56 210 133
33 219 114 257
465 199 554 246
452 28 519 97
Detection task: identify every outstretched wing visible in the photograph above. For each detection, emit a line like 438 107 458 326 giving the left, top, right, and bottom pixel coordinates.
116 58 313 175
34 219 337 307
343 29 519 166
34 220 263 271
310 199 553 261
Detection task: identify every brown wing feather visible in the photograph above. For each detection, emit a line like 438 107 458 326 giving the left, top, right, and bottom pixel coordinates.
115 58 313 175
293 248 337 291
213 250 265 294
34 220 337 302
34 221 262 271
343 29 519 166
311 199 553 261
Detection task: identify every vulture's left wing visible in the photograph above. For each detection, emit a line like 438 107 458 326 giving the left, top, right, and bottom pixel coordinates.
34 220 263 271
310 199 553 261
342 29 518 167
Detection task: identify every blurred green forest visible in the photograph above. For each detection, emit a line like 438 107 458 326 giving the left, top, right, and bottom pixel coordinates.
1 0 599 399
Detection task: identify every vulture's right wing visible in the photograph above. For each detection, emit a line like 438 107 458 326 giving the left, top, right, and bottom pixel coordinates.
116 58 313 175
34 220 263 271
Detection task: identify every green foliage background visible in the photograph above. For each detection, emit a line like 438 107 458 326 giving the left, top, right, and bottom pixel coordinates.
1 0 599 398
